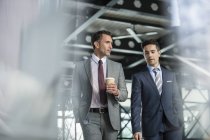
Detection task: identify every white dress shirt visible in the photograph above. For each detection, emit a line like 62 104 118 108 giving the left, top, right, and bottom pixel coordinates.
90 54 107 108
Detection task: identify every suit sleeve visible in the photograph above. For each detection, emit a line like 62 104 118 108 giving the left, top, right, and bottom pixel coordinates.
115 64 128 102
172 73 184 125
71 63 81 122
131 74 142 134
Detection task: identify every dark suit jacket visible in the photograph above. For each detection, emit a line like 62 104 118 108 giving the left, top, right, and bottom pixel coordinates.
71 58 128 130
131 66 183 137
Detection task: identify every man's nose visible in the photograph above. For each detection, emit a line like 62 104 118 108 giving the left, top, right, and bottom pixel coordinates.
109 44 113 49
148 52 152 57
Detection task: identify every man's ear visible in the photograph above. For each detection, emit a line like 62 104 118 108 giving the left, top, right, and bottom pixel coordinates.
94 41 99 48
159 50 161 55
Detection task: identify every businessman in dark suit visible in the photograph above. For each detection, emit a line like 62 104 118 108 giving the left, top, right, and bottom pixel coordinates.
131 39 183 140
71 30 128 140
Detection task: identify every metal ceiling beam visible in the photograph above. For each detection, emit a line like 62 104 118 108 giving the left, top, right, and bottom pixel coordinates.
126 59 145 69
63 0 119 44
174 55 210 77
66 44 143 55
102 9 171 27
160 43 175 53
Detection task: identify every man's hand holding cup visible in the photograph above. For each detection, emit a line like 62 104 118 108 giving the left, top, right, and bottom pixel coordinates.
106 77 119 96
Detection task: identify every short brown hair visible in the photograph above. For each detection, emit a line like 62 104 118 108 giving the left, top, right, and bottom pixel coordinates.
91 30 112 49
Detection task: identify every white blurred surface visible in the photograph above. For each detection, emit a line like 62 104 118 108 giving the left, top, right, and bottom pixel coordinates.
0 63 57 140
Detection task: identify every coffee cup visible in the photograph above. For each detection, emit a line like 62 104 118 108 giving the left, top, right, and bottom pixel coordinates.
105 77 115 85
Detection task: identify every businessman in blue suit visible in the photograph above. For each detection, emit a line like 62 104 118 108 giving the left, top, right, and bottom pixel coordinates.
131 39 183 140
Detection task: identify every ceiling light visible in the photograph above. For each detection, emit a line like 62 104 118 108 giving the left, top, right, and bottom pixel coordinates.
114 40 121 46
85 35 91 43
117 0 124 5
134 0 142 8
151 3 158 11
128 41 135 48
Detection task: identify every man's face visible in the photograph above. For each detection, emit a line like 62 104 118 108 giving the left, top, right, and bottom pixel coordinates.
143 44 160 67
94 34 113 58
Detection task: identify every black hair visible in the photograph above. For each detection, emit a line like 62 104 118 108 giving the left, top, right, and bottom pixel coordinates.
141 39 160 51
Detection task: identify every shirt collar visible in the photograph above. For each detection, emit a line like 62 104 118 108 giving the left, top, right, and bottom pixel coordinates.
147 64 161 72
91 53 107 64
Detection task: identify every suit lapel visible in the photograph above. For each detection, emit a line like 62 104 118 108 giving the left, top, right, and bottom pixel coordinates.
161 67 167 96
144 70 157 88
142 67 160 96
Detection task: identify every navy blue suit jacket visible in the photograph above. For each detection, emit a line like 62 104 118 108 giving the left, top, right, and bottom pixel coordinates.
131 66 183 137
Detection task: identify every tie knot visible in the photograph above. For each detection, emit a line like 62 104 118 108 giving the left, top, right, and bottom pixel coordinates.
99 60 103 64
153 68 159 76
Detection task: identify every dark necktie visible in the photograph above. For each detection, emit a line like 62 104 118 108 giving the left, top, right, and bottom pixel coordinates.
98 60 107 104
153 68 162 95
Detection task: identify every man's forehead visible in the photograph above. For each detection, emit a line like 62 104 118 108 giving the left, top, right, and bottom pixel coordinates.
144 48 157 51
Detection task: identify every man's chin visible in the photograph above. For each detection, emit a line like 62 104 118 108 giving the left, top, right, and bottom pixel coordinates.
148 63 155 67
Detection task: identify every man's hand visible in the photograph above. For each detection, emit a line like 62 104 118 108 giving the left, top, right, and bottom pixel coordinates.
133 132 142 140
106 83 119 96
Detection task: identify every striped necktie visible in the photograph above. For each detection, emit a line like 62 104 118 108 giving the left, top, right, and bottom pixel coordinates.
153 68 162 95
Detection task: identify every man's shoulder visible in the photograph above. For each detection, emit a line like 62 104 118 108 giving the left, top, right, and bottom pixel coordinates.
161 65 175 74
132 67 148 77
72 59 89 71
107 59 121 66
75 58 90 65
